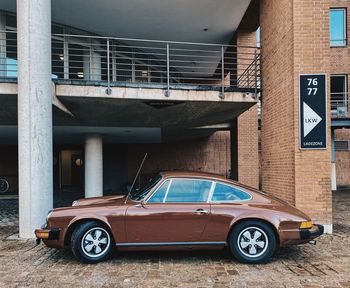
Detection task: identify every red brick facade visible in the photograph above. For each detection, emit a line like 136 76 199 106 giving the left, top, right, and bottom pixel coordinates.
330 0 350 188
127 131 232 180
236 28 259 189
260 0 333 226
335 129 350 187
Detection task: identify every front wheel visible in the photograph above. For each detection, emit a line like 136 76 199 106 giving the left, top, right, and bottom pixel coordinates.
71 221 113 264
229 220 277 264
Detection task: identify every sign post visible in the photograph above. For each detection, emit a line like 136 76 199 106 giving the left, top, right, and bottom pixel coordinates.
299 74 327 149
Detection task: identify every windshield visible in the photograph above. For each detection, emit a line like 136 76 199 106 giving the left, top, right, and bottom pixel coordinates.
129 174 162 201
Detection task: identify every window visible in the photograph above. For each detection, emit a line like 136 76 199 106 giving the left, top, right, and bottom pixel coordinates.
331 75 348 116
330 9 347 47
147 180 170 203
335 140 349 151
165 179 212 203
211 183 251 202
129 174 162 201
256 27 261 48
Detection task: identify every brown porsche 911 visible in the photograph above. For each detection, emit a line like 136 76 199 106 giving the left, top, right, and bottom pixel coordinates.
35 171 323 264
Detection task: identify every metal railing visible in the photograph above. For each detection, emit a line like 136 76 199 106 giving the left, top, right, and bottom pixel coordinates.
331 92 349 118
0 30 261 98
257 93 350 120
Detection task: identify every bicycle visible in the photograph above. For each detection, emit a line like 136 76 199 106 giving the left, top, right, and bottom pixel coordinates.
0 177 9 193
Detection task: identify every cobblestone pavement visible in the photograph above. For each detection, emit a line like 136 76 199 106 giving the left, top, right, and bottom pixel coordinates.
0 191 349 288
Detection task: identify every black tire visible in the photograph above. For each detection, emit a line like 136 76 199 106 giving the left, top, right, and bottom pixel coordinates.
70 221 113 264
229 220 277 264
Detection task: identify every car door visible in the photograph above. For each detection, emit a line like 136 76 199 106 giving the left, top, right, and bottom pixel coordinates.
204 182 253 241
124 178 213 244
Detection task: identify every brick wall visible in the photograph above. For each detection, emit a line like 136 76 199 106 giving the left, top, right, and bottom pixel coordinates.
329 0 350 109
260 0 332 225
260 0 296 204
335 128 350 187
235 29 259 189
237 102 259 189
293 0 332 226
127 131 231 181
329 0 350 188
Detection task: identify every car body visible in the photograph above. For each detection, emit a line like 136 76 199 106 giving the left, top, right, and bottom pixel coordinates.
35 171 324 264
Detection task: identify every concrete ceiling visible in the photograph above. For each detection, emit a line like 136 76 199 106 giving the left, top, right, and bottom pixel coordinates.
0 0 251 43
0 94 254 144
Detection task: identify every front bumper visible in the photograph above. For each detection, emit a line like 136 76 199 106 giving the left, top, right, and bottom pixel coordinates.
300 224 324 241
34 226 61 245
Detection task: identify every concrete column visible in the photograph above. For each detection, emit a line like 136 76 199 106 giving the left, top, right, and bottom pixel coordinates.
17 0 53 238
85 134 103 197
91 49 102 81
83 52 90 80
0 11 6 78
83 44 102 81
331 129 337 191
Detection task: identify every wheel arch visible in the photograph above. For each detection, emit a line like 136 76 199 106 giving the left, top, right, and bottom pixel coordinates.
64 217 114 246
227 218 280 246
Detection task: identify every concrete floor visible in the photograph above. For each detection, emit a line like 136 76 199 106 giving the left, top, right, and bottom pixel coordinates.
0 191 349 288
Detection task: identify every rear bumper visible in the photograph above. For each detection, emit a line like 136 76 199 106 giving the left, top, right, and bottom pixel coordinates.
300 224 324 240
280 224 324 246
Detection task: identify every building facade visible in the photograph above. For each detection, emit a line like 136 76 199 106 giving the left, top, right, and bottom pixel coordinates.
0 0 348 237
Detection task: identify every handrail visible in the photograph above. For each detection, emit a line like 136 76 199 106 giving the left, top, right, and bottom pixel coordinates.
0 30 261 98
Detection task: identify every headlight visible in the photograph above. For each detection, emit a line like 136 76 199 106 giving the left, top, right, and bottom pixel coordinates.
300 221 313 229
46 210 53 223
72 200 78 206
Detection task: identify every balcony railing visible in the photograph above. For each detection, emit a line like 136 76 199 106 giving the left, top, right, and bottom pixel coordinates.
331 92 349 118
0 30 261 98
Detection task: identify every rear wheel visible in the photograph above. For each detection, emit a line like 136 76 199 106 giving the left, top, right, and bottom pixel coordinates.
229 220 276 264
71 221 113 264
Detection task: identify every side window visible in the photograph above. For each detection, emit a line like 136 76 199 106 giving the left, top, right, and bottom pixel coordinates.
165 179 212 203
147 180 170 203
211 183 251 202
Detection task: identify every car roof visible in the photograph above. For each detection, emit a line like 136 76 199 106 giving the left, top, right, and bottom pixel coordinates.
159 170 231 182
158 170 262 194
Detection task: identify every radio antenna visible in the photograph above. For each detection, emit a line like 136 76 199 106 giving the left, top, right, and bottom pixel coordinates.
124 153 148 204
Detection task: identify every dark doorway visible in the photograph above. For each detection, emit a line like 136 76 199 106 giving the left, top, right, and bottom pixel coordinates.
59 149 83 189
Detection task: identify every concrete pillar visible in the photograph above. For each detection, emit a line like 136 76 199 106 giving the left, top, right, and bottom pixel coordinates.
0 11 6 78
91 49 102 81
85 134 103 197
331 129 337 191
83 53 90 80
83 45 102 81
17 0 53 238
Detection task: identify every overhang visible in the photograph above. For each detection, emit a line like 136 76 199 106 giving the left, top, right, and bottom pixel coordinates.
0 82 257 143
0 0 252 44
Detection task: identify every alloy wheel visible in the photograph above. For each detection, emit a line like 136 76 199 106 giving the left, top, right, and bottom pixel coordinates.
237 226 268 258
81 227 111 258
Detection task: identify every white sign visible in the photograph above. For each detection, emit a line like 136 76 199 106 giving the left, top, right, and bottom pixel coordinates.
303 102 322 137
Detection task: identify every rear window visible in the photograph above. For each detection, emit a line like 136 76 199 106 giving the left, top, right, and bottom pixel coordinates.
211 183 251 201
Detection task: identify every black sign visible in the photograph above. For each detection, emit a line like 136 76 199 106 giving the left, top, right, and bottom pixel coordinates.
299 74 327 149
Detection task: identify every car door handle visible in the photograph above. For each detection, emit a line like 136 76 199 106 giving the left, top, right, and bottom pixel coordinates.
194 209 209 215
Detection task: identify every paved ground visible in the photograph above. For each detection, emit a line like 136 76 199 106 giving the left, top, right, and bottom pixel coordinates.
0 191 349 288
